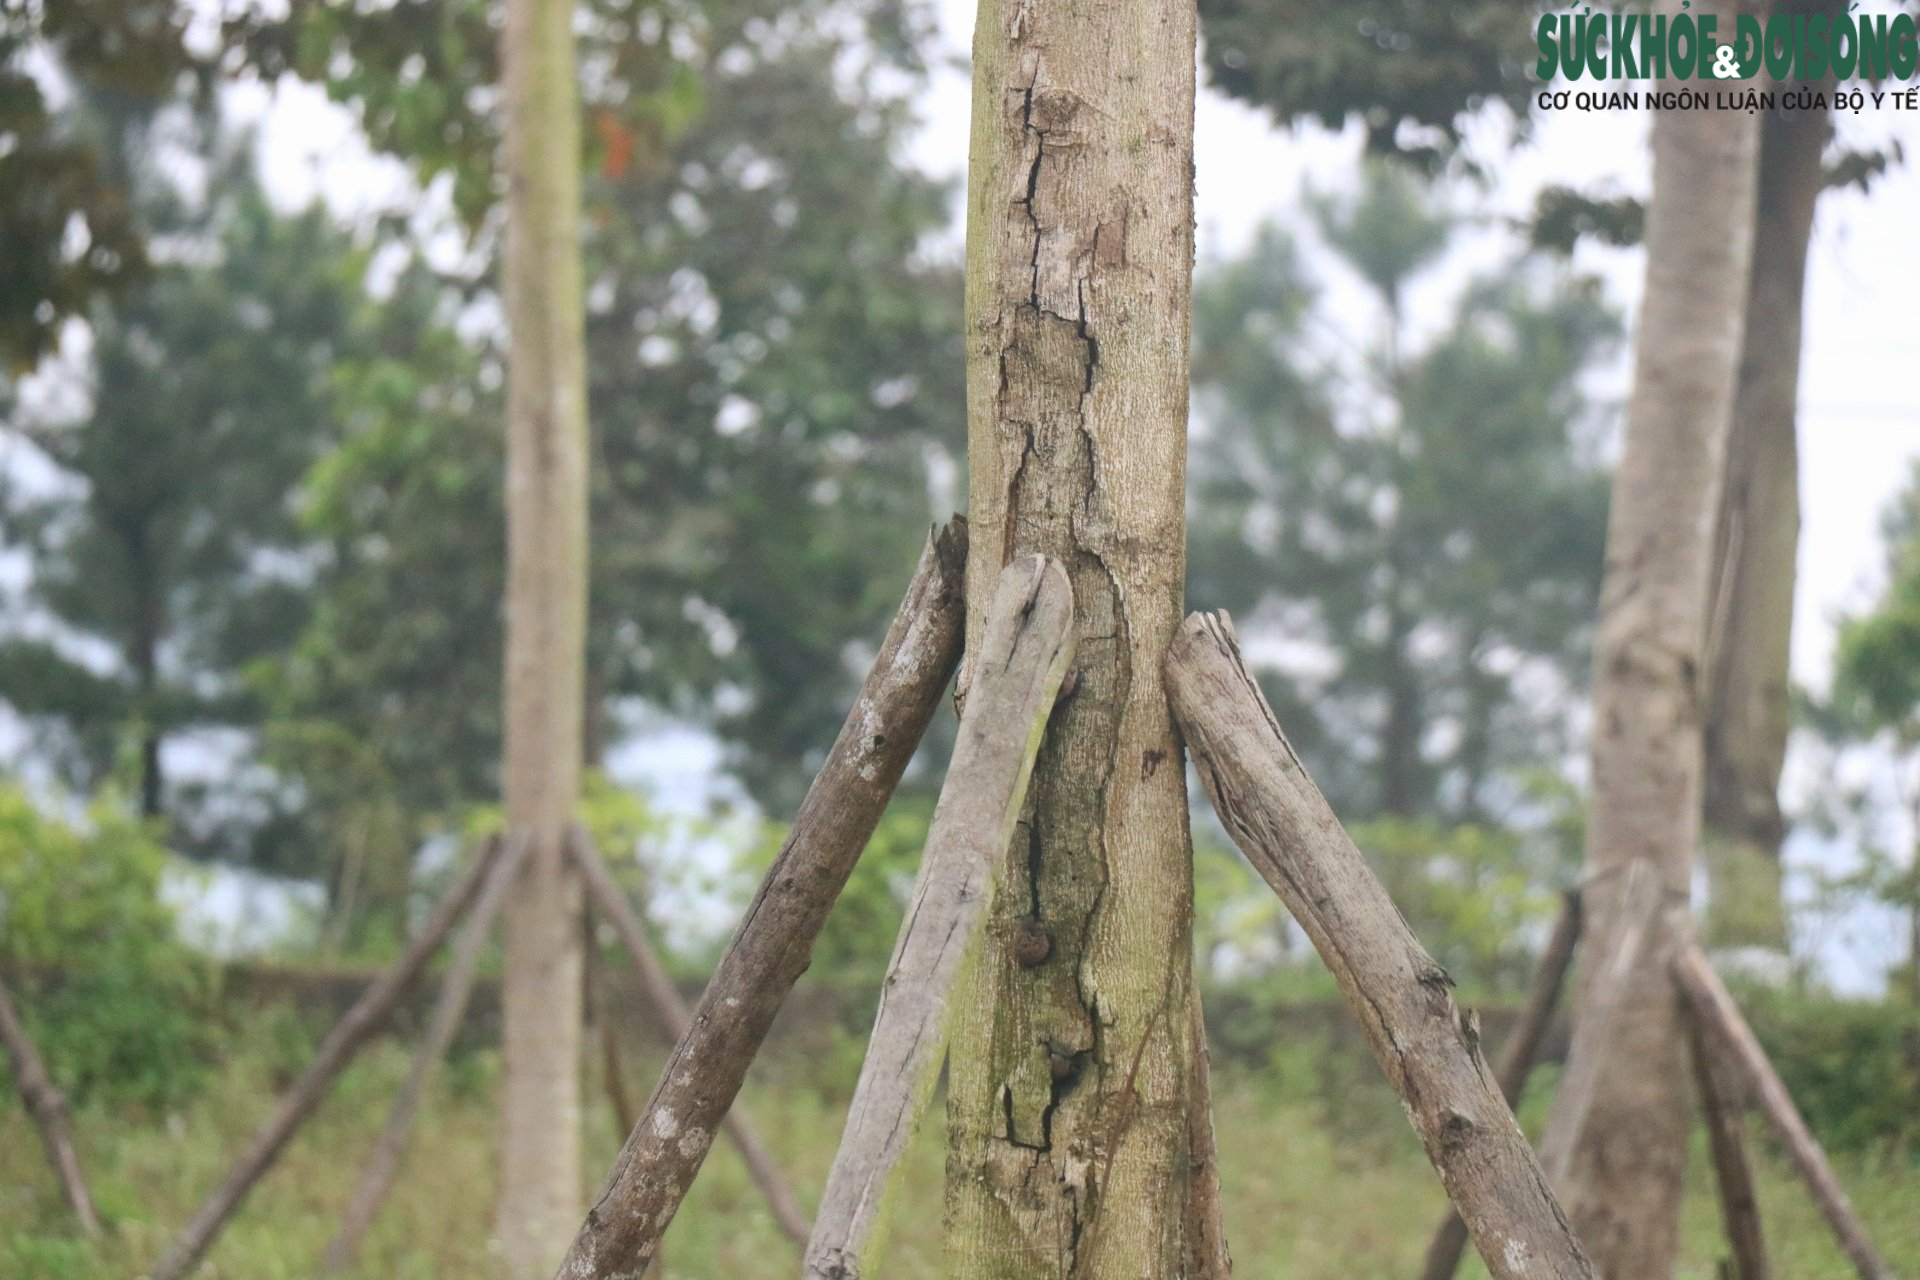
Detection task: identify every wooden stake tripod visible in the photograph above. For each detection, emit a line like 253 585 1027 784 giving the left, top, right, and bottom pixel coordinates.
11 520 1865 1278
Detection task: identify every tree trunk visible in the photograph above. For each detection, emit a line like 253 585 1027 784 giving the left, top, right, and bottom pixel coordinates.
496 0 592 1266
1701 22 1835 952
1554 10 1762 1270
808 556 1074 1280
943 0 1202 1268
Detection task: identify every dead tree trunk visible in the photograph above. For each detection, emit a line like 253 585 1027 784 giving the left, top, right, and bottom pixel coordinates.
496 0 593 1265
317 834 530 1273
1418 889 1580 1280
1166 612 1591 1280
0 975 101 1236
567 826 811 1247
149 838 504 1280
1557 7 1762 1267
807 556 1074 1280
1685 998 1769 1280
1674 946 1893 1280
942 0 1205 1266
553 522 967 1279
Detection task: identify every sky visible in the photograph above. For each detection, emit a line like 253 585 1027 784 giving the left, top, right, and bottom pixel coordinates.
48 0 1920 986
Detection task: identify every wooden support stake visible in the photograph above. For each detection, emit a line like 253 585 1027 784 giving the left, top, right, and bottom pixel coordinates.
0 974 102 1235
1165 611 1592 1280
317 833 530 1273
1418 888 1581 1280
1674 945 1893 1280
148 835 506 1280
805 555 1074 1280
1183 988 1234 1280
554 520 968 1280
1684 990 1769 1280
567 826 811 1246
1536 860 1664 1188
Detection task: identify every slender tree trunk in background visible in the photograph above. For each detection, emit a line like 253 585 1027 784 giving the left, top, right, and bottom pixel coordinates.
944 0 1202 1267
1554 6 1762 1270
1701 35 1835 952
496 0 591 1267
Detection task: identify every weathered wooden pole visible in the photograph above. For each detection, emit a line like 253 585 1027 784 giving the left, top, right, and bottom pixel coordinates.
1684 994 1769 1280
567 825 810 1246
150 837 505 1280
317 833 530 1273
0 975 102 1235
806 555 1074 1280
1674 945 1893 1280
1165 611 1592 1280
552 520 967 1279
1417 889 1581 1280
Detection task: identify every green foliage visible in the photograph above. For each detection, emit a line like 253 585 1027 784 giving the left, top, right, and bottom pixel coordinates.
1189 163 1617 823
1347 815 1570 993
0 784 208 1106
1740 984 1920 1156
253 0 966 825
0 0 204 366
1 152 380 862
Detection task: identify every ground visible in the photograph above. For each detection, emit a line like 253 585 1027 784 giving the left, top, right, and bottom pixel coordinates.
2 1017 1914 1278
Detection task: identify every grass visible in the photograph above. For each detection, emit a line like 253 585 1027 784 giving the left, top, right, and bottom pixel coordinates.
2 1018 1916 1278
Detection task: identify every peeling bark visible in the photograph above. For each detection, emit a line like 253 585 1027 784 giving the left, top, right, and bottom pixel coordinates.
808 556 1074 1280
1557 6 1762 1269
944 0 1202 1268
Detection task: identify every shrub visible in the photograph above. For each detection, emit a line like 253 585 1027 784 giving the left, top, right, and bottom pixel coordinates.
0 785 211 1107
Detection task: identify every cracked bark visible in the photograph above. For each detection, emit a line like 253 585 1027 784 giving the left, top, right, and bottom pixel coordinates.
808 556 1074 1280
943 0 1202 1269
1167 612 1591 1280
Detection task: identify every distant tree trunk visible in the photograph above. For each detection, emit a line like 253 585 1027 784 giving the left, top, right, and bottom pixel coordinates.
494 0 591 1267
1553 5 1762 1272
1701 36 1836 952
943 0 1203 1269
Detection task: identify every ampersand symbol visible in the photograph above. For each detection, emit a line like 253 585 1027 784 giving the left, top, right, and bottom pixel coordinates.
1711 42 1741 78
